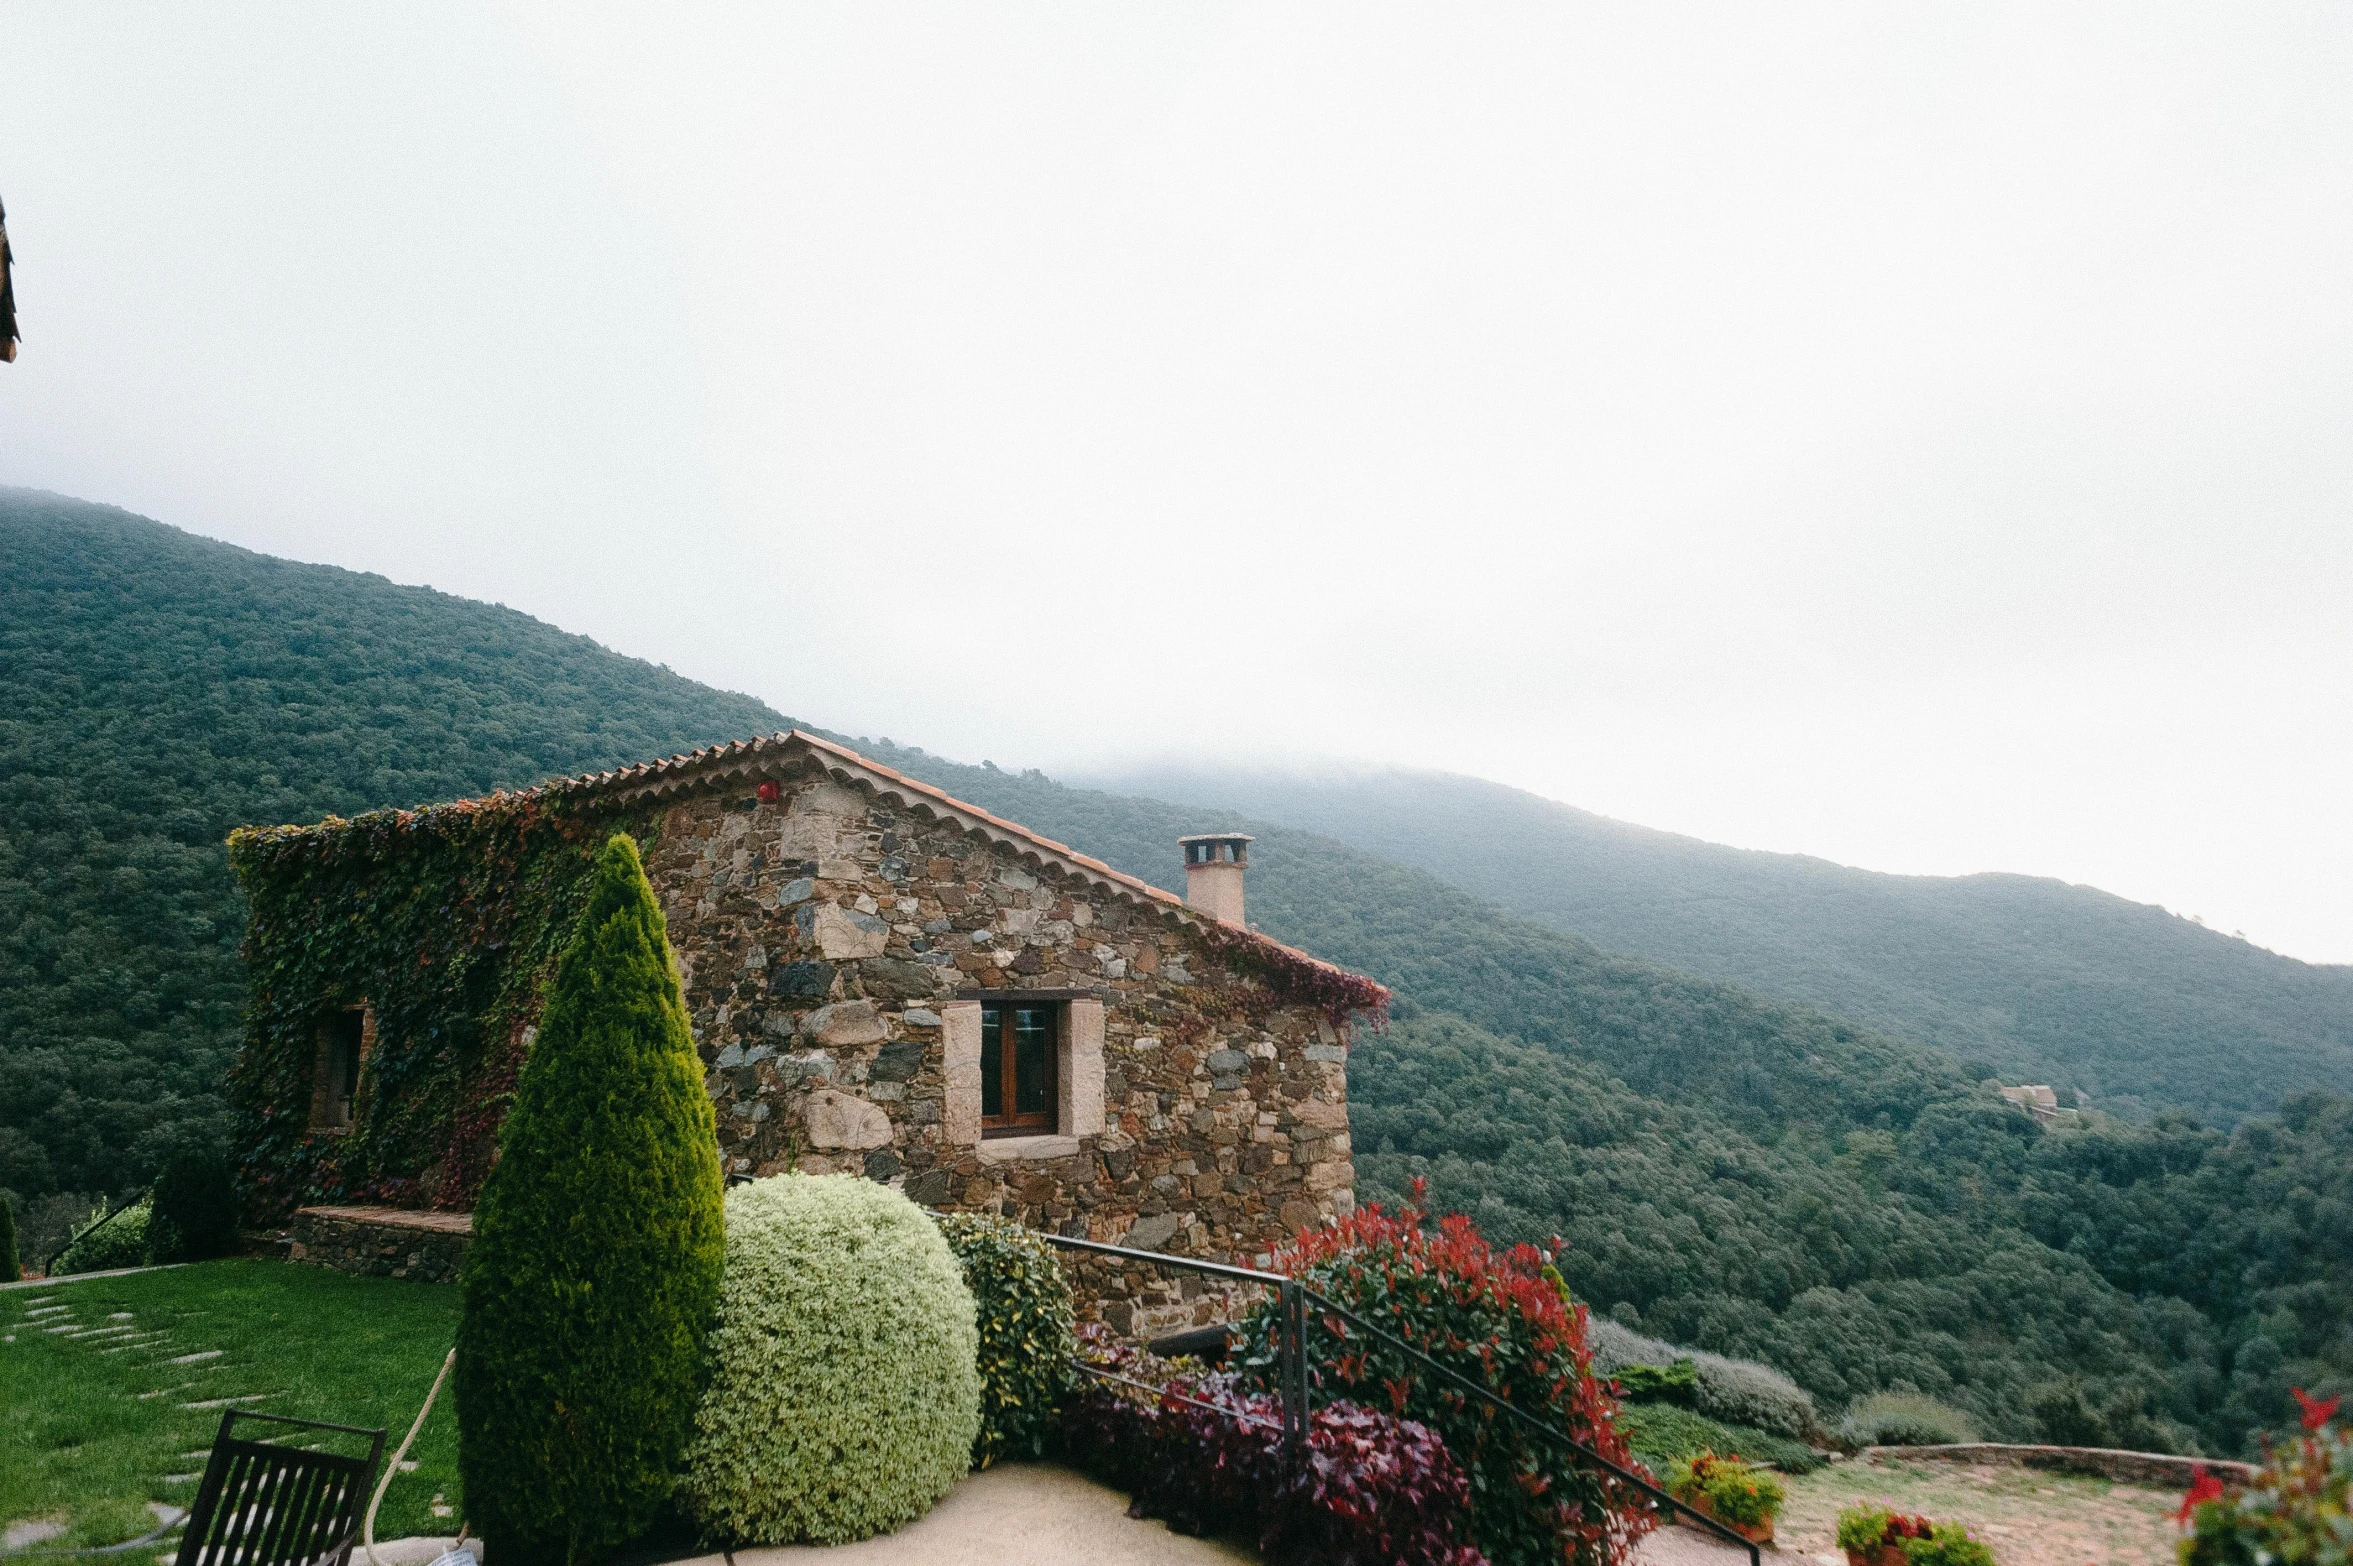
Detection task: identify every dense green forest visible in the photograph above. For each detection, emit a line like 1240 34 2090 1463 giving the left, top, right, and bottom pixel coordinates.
0 489 790 1200
1092 764 2353 1126
3 489 2346 1456
838 746 2353 1456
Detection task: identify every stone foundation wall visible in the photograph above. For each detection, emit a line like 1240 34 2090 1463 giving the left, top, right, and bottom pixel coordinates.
1869 1443 2256 1488
288 1205 472 1284
640 763 1364 1336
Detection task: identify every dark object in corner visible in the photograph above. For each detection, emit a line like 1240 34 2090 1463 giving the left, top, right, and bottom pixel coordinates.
152 1142 242 1263
1 196 15 362
1148 1323 1233 1364
177 1409 386 1566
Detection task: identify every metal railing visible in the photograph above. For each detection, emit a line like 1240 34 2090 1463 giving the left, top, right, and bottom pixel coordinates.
40 1185 154 1275
1045 1233 1763 1566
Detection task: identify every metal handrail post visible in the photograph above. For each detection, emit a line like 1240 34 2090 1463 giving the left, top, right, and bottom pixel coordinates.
1280 1280 1308 1466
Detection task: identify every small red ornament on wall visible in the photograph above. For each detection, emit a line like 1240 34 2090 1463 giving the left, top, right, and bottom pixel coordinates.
756 780 780 804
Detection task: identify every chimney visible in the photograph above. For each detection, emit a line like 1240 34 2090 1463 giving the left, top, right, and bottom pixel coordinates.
1178 833 1253 926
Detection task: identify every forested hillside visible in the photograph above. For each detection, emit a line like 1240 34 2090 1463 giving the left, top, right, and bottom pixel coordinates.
1094 763 2353 1125
837 744 2353 1455
4 488 2345 1456
0 488 794 1198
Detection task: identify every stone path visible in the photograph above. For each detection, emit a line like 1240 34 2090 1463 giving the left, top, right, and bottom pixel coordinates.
1633 1524 1754 1566
665 1463 1258 1565
1 1265 186 1291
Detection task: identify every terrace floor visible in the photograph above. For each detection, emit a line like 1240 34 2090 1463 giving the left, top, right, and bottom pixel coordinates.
1629 1454 2185 1566
669 1462 1257 1564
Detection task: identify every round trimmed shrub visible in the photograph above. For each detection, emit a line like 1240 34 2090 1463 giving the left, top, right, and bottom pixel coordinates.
935 1211 1075 1467
681 1173 981 1545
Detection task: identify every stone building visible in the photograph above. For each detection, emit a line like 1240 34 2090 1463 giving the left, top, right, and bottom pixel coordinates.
234 731 1387 1327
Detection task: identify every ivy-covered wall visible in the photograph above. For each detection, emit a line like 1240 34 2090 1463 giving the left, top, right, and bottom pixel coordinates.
228 790 661 1218
228 735 1389 1289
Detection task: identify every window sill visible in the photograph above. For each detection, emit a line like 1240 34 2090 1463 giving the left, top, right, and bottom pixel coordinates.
976 1133 1082 1163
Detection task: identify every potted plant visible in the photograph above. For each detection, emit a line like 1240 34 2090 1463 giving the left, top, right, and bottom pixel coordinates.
1838 1507 1996 1566
1839 1508 1920 1566
1670 1450 1786 1545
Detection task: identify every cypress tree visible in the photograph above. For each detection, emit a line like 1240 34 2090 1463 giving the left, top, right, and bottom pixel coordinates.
455 834 725 1566
1 1192 19 1283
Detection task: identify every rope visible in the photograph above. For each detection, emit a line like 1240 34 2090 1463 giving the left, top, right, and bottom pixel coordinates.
365 1347 458 1566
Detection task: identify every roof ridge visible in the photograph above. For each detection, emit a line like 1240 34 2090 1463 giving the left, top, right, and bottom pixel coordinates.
241 728 1387 1011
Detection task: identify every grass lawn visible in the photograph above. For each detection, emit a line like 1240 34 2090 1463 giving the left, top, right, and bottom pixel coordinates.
2 1260 463 1548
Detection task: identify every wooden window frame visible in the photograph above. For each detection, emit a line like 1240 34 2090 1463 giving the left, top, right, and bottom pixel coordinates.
979 1000 1060 1138
310 1006 369 1132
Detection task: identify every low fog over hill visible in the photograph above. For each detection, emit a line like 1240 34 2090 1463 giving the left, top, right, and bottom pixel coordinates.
1090 763 2353 1125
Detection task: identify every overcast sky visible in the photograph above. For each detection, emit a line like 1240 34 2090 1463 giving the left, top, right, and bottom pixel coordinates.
5 4 2351 962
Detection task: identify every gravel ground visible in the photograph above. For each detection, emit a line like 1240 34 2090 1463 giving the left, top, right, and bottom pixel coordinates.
1768 1454 2183 1566
666 1462 1258 1565
1634 1519 1759 1566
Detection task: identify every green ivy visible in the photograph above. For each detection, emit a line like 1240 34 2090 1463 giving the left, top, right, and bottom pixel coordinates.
226 790 663 1219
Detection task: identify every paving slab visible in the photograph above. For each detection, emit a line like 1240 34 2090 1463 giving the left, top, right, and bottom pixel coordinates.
1634 1523 1756 1566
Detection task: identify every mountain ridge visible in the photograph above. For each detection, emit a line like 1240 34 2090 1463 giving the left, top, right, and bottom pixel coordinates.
6 487 2348 1455
1088 761 2353 1123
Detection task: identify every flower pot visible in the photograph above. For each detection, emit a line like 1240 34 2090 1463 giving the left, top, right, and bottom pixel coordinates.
1681 1491 1776 1546
1846 1546 1907 1566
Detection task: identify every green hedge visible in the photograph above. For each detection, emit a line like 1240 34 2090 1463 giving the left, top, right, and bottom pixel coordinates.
454 834 725 1566
53 1200 150 1275
1618 1401 1826 1474
935 1212 1075 1467
681 1173 980 1544
150 1143 240 1264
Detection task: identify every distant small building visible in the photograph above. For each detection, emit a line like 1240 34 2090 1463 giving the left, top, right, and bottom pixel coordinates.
1996 1083 2081 1126
229 731 1388 1332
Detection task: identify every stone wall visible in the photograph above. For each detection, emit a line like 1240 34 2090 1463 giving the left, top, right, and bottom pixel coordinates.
288 1205 472 1284
640 765 1362 1335
1868 1444 2256 1488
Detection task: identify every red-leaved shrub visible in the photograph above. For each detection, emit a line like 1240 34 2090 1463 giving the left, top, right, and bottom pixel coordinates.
2179 1387 2352 1566
1234 1180 1651 1566
1063 1326 1488 1565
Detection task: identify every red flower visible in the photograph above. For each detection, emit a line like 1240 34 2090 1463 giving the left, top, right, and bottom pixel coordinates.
2175 1466 2226 1526
2292 1387 2341 1431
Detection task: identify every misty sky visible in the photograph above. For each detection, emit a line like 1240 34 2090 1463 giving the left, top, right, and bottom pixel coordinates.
5 5 2350 963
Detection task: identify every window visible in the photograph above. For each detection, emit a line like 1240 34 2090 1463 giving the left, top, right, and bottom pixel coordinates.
943 995 1101 1154
980 1002 1058 1137
313 1009 366 1130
